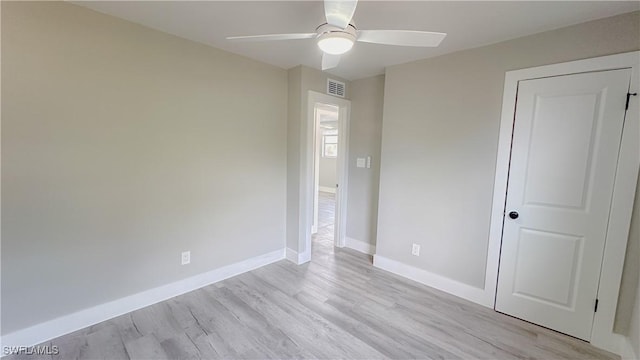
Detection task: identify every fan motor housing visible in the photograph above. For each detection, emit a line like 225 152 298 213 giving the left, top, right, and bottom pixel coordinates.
316 23 357 40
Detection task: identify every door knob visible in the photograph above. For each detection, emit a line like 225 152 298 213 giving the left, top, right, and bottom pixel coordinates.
508 211 519 219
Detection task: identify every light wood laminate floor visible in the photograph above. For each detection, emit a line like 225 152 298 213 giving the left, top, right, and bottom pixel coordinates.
8 192 618 359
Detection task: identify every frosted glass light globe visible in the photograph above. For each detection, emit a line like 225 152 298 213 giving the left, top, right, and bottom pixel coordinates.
317 33 354 55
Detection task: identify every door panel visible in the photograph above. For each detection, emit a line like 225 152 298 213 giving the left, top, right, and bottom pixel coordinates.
496 69 631 340
523 93 598 209
513 228 583 308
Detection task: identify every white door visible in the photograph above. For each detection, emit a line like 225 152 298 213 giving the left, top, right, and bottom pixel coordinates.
495 69 632 340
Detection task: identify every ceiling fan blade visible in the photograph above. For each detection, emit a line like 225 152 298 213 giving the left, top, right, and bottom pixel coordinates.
324 0 358 29
226 33 316 42
322 53 341 70
357 30 446 47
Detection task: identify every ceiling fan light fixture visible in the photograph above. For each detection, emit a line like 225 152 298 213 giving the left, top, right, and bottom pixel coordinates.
227 1 447 72
317 32 355 55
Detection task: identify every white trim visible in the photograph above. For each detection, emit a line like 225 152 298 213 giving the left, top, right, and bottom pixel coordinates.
591 54 640 353
297 249 311 265
487 51 640 355
373 255 492 307
285 247 311 265
285 247 299 263
298 250 311 264
0 248 285 349
312 113 320 236
621 336 639 360
345 237 376 255
334 98 350 248
319 186 336 194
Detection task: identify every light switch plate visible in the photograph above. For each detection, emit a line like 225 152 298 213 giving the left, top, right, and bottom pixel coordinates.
356 158 366 168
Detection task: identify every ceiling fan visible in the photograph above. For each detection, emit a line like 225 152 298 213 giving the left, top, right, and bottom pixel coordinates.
226 0 446 71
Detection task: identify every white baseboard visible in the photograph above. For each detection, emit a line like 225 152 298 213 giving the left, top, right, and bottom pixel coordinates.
299 250 311 264
373 255 493 308
345 237 376 255
319 186 336 194
591 332 624 356
0 248 285 350
621 336 639 360
285 247 311 265
286 247 299 263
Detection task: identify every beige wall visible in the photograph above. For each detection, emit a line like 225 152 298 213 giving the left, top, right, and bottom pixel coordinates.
286 65 349 254
346 75 385 246
377 10 639 299
1 1 287 334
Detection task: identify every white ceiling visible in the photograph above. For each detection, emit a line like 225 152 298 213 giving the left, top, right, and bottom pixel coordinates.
74 1 639 80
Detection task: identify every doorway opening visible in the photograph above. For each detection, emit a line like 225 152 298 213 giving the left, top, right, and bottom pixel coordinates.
303 91 350 261
313 103 339 250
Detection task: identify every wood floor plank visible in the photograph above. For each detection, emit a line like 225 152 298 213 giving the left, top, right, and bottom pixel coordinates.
221 277 345 359
234 272 387 359
124 334 168 360
52 335 86 360
206 286 308 359
80 324 128 360
294 290 418 359
159 333 201 360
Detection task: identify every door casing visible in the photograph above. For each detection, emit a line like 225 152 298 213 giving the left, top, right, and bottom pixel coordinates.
487 51 639 354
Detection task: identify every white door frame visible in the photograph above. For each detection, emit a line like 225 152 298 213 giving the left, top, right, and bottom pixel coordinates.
485 51 639 355
301 91 351 260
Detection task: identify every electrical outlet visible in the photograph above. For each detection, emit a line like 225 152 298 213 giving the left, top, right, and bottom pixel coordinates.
181 251 191 265
412 244 420 256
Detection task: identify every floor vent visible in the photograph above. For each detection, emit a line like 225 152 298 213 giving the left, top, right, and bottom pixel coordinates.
327 79 345 98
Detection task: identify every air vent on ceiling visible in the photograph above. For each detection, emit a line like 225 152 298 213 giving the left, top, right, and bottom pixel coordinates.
327 79 345 98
